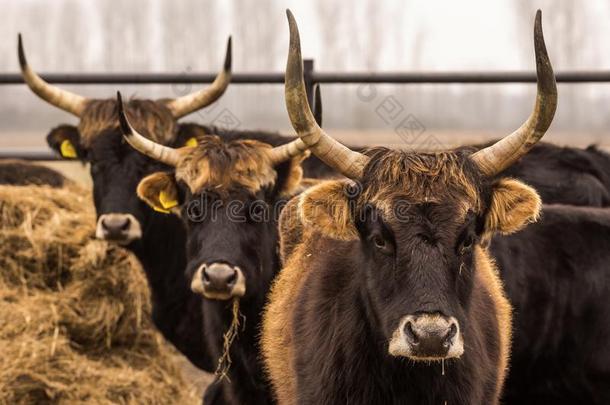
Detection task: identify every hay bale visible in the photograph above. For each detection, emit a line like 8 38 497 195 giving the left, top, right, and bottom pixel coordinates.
0 183 194 404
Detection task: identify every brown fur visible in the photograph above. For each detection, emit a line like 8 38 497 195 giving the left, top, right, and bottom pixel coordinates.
136 172 179 213
79 99 177 147
136 136 309 217
360 149 481 211
485 178 541 236
474 247 513 396
263 196 318 404
262 148 542 403
280 151 311 197
297 180 359 241
174 135 304 195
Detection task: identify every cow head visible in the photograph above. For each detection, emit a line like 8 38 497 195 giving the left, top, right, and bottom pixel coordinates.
283 10 556 361
19 35 232 245
117 94 310 301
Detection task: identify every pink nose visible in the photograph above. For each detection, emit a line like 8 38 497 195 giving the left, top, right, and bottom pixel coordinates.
97 213 141 243
202 263 238 293
403 314 458 357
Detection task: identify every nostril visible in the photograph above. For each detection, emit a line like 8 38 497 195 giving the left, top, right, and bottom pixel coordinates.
443 323 458 347
404 321 419 345
119 217 131 231
202 268 211 283
100 218 110 230
226 270 237 286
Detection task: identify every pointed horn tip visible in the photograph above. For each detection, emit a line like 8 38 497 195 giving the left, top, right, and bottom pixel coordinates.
224 36 232 72
285 9 303 77
17 33 27 69
286 9 298 34
534 10 543 34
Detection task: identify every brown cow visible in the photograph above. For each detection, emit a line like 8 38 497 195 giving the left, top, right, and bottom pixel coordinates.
262 10 556 405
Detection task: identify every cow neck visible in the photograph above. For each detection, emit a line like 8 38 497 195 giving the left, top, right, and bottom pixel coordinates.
128 213 187 295
201 236 281 404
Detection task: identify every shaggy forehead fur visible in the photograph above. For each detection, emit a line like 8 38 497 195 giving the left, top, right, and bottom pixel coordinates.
78 99 176 147
175 135 278 194
359 148 483 216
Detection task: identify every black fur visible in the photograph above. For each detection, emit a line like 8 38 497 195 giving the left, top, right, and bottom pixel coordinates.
180 158 303 404
44 122 333 372
0 160 66 188
291 238 500 404
492 205 610 404
491 142 610 206
77 127 214 371
284 152 503 404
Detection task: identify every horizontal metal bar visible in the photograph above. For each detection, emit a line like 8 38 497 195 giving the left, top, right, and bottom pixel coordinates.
2 71 610 85
314 71 610 83
0 73 285 84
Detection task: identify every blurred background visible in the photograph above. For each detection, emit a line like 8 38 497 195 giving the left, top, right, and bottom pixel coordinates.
1 0 609 152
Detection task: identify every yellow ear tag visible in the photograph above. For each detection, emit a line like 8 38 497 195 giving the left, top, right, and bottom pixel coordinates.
184 137 198 147
60 139 77 158
153 206 171 214
159 191 178 210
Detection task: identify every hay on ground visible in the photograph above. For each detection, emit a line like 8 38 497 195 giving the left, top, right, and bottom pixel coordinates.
0 183 194 404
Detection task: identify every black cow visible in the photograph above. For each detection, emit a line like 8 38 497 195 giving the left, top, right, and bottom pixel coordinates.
0 159 66 187
118 84 327 404
18 34 332 382
18 34 233 373
492 142 610 207
491 205 610 405
262 10 556 404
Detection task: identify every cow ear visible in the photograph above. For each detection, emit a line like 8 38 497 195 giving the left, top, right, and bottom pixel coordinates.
292 180 359 241
46 125 84 160
137 172 182 215
484 178 541 236
274 151 311 197
173 124 207 148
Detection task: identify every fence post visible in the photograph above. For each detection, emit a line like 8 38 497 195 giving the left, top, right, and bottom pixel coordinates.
303 59 315 110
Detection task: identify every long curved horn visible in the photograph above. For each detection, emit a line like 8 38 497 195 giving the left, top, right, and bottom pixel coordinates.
165 37 233 119
18 34 88 117
117 92 181 167
471 10 557 176
268 84 323 165
268 138 309 165
285 10 369 179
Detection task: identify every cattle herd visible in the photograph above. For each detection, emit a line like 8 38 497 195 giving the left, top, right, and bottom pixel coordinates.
4 8 609 405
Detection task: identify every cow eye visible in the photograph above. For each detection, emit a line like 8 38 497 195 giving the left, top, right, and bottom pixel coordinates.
370 234 394 255
373 235 385 249
459 235 474 254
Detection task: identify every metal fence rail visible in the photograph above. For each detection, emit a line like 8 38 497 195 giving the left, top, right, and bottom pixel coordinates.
2 59 610 160
3 71 610 84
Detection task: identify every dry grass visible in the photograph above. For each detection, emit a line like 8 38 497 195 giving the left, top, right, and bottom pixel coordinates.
0 182 197 404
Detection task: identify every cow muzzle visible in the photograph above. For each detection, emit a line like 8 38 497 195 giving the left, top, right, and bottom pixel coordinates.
389 313 463 361
190 262 246 300
95 213 142 245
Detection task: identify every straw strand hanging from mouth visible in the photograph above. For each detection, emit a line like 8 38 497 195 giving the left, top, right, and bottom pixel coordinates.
214 298 245 381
